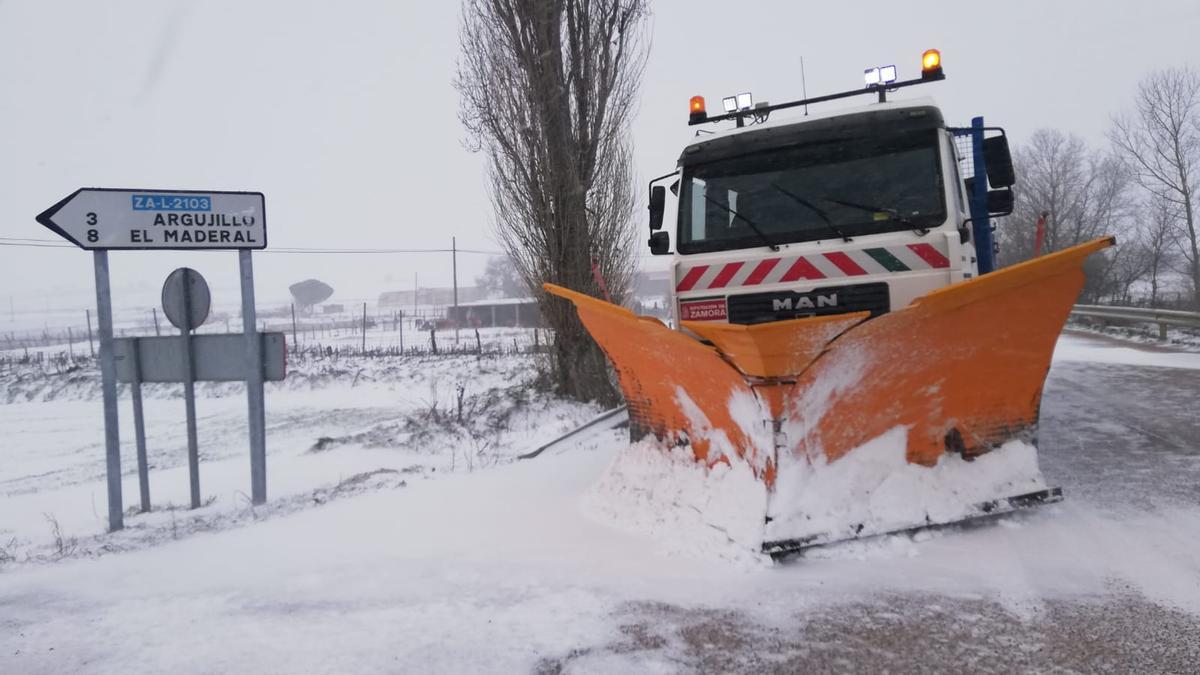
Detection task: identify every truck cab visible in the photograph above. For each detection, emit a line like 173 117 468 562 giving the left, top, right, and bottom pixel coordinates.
647 53 1015 328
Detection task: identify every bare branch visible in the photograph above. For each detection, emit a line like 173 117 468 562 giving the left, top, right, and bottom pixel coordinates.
1108 66 1200 307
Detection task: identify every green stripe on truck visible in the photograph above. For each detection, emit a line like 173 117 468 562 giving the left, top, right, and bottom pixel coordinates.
865 247 910 272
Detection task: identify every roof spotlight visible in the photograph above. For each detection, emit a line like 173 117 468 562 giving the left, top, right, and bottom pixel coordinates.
722 96 737 113
736 92 753 110
865 65 897 87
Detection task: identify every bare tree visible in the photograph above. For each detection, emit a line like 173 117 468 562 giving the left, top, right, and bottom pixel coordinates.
1001 130 1085 266
475 256 528 298
455 0 649 403
1099 236 1153 304
1110 66 1200 308
1142 195 1183 305
999 129 1136 300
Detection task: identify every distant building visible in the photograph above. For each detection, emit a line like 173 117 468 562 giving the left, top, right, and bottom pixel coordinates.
632 268 672 318
446 297 542 328
378 286 486 308
632 268 671 300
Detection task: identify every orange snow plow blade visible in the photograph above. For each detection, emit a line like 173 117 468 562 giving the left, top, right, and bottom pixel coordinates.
545 237 1113 552
788 237 1114 467
539 284 773 475
682 312 869 379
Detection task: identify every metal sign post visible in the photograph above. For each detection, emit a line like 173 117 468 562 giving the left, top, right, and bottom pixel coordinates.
37 187 271 531
239 251 267 505
182 286 201 508
163 267 211 509
93 251 124 532
130 343 151 513
452 236 459 344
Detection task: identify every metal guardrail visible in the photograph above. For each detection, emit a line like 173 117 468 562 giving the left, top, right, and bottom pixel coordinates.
518 406 628 460
1070 304 1200 340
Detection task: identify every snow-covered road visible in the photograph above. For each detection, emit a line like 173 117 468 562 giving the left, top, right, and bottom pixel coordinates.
2 332 1199 673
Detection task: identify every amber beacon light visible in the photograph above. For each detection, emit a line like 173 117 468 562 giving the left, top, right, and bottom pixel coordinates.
689 95 707 122
921 49 943 78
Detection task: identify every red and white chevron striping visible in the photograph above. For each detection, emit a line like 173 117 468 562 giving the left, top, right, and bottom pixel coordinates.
674 243 951 293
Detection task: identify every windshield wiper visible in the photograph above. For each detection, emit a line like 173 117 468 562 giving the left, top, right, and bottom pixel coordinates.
699 194 780 251
770 184 853 242
824 197 928 234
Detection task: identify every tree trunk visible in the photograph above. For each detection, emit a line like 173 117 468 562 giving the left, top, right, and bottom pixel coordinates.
1183 192 1200 309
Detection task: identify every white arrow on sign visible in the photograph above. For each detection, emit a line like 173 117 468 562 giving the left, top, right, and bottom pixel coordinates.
36 188 267 250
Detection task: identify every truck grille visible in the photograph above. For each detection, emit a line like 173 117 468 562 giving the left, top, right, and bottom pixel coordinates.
726 282 890 325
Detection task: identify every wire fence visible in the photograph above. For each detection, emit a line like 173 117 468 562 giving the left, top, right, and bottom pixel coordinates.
1 303 543 354
0 326 551 377
0 350 93 374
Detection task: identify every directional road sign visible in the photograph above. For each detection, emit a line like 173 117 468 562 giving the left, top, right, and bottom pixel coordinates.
36 188 266 250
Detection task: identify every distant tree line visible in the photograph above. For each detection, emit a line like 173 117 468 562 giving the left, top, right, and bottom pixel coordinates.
475 255 528 299
997 66 1200 309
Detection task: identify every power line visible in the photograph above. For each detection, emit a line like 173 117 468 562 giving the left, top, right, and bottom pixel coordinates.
264 247 502 255
0 236 662 258
0 239 73 248
0 237 502 255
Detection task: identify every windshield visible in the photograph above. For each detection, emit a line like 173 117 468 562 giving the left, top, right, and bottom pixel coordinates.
677 129 946 254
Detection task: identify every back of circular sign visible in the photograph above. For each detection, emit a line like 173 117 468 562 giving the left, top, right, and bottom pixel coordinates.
161 267 212 331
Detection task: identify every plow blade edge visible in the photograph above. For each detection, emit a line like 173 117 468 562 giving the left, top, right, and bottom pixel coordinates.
545 237 1113 549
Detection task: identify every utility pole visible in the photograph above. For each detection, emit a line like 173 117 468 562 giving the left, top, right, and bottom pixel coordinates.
800 55 809 116
452 236 459 343
86 308 95 357
413 272 418 318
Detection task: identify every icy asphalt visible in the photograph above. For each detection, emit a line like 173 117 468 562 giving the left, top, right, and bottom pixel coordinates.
2 331 1199 674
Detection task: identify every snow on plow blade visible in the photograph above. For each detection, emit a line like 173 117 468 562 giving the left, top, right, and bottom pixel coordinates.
545 237 1113 555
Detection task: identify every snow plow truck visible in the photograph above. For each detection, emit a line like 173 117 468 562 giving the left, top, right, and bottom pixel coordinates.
546 50 1113 558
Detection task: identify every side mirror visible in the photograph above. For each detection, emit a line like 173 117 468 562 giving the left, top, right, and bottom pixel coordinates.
983 135 1016 188
987 189 1014 215
648 185 666 231
648 231 670 255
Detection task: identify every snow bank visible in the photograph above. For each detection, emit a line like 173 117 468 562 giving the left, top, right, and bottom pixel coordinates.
580 388 772 566
767 426 1048 544
1054 332 1200 370
0 346 602 567
580 439 769 567
578 354 1049 565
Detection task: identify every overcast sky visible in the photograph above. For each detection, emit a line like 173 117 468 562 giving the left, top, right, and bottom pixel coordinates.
2 0 1197 324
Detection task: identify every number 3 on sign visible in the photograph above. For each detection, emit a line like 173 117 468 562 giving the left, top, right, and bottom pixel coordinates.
86 212 98 242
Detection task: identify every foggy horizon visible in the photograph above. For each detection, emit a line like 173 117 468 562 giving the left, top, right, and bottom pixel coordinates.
2 0 1197 324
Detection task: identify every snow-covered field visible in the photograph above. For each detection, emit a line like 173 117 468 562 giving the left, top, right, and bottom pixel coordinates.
0 327 596 566
2 331 1199 673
